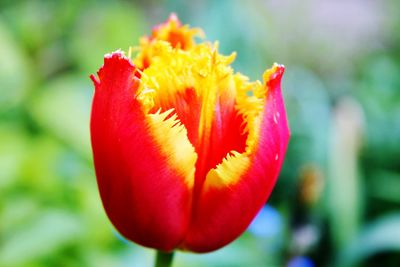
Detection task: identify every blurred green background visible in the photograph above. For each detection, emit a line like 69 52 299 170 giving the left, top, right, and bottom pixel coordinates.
1 0 400 266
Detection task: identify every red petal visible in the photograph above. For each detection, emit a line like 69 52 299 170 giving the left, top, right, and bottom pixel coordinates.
182 66 290 252
90 52 193 251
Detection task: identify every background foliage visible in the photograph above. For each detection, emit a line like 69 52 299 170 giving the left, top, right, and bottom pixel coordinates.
1 0 399 266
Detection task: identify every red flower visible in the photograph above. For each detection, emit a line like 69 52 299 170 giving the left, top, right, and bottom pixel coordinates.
90 14 290 253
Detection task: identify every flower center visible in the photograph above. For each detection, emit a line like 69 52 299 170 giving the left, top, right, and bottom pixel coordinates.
136 41 250 187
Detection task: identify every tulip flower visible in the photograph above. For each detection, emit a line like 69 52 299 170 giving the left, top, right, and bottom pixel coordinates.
90 14 290 256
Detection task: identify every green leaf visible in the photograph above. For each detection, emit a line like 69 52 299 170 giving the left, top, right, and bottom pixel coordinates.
0 125 28 189
368 170 400 203
0 210 83 267
0 19 31 110
29 75 92 159
337 213 400 267
68 2 145 74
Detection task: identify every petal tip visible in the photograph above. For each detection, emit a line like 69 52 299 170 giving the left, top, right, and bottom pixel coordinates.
93 50 136 83
263 63 284 82
263 63 285 90
90 74 100 86
152 13 182 34
104 50 133 65
168 13 180 24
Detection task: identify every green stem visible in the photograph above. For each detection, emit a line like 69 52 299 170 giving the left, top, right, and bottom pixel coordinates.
155 250 174 267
